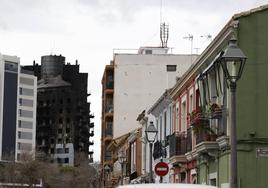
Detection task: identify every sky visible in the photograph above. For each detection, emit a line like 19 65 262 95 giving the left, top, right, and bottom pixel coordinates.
1 0 268 162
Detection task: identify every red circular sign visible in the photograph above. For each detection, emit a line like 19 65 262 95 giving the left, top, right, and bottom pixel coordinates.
154 162 169 176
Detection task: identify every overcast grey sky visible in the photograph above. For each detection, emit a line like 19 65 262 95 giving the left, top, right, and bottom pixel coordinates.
1 0 268 161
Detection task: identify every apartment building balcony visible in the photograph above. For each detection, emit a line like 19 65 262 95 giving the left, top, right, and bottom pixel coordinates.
153 141 162 160
208 103 223 119
104 108 113 118
89 130 94 137
195 130 218 155
104 84 114 95
105 105 113 114
89 140 94 146
169 132 187 164
103 66 114 91
89 122 94 128
104 151 113 165
104 125 113 142
186 128 192 152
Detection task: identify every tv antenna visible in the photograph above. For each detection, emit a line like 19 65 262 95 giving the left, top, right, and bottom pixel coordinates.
160 22 169 48
194 47 200 54
201 34 212 41
159 0 168 48
183 34 194 63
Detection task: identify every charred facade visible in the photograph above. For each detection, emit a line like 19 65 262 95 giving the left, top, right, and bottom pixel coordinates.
24 55 94 165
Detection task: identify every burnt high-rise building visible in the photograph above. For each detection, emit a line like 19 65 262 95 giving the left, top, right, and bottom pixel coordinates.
24 55 94 165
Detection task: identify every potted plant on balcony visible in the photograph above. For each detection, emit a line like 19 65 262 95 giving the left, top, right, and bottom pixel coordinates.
189 107 202 125
208 103 223 119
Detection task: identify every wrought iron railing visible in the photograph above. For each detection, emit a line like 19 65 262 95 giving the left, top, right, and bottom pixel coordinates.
169 132 187 158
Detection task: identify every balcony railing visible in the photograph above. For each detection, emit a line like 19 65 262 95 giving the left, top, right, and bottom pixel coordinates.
186 128 192 152
196 129 217 145
106 105 113 113
106 122 113 137
208 104 223 119
105 151 112 161
106 82 113 89
153 141 162 160
169 132 187 158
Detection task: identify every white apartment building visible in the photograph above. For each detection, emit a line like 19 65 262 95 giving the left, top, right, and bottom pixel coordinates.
113 47 197 138
0 54 37 161
54 143 74 166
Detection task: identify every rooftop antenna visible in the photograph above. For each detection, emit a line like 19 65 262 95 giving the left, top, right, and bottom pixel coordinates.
200 34 212 41
183 34 194 63
160 23 169 48
194 47 200 54
160 0 163 23
160 0 169 48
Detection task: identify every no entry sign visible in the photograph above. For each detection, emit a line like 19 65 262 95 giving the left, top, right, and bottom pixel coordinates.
154 162 169 176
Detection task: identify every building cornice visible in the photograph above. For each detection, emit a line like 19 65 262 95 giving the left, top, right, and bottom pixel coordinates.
170 4 268 100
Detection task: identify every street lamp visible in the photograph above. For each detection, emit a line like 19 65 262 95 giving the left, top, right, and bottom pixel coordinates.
145 121 158 183
118 151 127 185
220 36 247 188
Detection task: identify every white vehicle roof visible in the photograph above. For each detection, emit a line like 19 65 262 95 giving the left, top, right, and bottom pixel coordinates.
118 184 217 188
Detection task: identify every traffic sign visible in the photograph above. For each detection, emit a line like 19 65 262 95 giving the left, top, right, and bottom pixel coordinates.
154 162 169 176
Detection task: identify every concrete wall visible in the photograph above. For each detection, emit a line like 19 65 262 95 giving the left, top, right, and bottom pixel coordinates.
113 54 196 138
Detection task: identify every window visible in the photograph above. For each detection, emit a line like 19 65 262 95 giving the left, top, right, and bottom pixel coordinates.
19 109 33 118
56 148 64 154
156 119 159 140
59 118 63 124
18 142 32 151
169 106 173 135
145 50 152 54
17 153 21 161
18 120 33 129
19 98 33 107
180 172 186 183
167 65 177 72
210 178 216 186
5 61 18 72
208 70 217 102
64 158 69 163
164 112 167 140
19 88 34 96
50 148 55 154
181 102 187 132
160 116 162 141
18 131 32 140
131 141 136 173
20 77 34 85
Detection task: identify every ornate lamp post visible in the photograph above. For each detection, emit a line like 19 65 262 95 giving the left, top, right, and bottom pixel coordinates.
118 151 127 185
220 36 247 188
145 121 158 183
